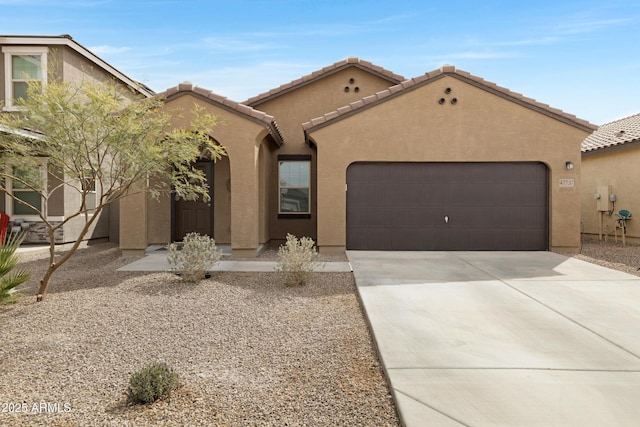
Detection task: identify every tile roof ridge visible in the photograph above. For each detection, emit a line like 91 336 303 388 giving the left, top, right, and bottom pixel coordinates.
597 112 640 127
244 57 405 106
157 82 275 122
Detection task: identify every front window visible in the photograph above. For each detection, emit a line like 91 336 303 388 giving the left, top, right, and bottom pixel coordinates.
279 160 310 214
3 46 48 110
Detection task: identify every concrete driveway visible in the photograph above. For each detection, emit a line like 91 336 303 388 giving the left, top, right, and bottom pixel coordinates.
347 251 640 427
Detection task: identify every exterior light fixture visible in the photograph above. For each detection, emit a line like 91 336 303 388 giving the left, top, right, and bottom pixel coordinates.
565 161 574 170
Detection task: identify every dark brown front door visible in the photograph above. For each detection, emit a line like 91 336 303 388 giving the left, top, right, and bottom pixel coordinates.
346 162 548 251
174 160 214 241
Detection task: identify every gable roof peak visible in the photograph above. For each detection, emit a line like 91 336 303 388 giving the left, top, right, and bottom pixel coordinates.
244 57 404 106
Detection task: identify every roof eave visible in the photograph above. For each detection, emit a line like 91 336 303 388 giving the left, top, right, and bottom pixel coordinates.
0 124 45 140
582 138 640 157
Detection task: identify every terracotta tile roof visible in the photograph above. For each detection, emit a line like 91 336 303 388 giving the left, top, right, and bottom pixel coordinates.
582 113 640 153
156 82 284 146
303 65 597 134
244 57 405 106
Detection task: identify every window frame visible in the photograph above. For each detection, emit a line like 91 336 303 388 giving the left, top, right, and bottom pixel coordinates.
2 46 48 111
278 155 311 218
3 161 48 221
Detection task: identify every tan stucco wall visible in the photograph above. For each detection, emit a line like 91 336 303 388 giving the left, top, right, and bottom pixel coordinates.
308 75 589 252
61 47 139 102
251 66 399 241
581 147 640 243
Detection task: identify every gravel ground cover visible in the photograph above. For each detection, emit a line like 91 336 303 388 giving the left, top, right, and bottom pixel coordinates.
3 236 640 426
575 234 640 276
1 244 398 426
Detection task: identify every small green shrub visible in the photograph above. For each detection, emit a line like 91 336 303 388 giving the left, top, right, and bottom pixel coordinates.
0 232 30 305
126 362 179 405
275 233 320 286
166 232 222 283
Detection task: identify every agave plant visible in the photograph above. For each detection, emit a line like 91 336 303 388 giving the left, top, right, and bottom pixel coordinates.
0 232 30 304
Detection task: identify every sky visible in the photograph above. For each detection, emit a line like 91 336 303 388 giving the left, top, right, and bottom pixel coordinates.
1 0 638 125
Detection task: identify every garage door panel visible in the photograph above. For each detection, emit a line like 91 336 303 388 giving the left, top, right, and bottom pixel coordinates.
346 162 548 251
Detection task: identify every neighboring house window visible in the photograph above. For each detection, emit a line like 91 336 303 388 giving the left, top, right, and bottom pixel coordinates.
2 46 48 110
81 175 97 211
279 156 310 215
4 164 45 218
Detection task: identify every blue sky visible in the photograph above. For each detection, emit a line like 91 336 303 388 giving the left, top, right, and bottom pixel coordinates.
1 0 638 125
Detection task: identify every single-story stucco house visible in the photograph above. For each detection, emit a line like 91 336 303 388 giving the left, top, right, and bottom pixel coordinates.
119 58 596 255
581 113 640 244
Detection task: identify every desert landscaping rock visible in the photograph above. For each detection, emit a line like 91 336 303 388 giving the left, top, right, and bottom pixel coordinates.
1 244 397 426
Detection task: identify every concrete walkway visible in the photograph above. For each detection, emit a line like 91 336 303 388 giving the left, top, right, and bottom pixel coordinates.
117 249 352 273
347 251 640 427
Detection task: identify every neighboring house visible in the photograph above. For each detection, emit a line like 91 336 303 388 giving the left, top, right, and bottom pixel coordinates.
581 113 640 243
120 59 595 255
0 34 153 244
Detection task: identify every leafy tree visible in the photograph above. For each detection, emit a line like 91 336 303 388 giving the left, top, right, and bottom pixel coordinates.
0 80 226 301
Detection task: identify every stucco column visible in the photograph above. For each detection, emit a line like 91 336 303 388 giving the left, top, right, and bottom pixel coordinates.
228 145 261 256
119 190 148 255
316 154 348 253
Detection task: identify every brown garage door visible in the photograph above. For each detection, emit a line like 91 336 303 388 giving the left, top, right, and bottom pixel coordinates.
346 162 548 250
